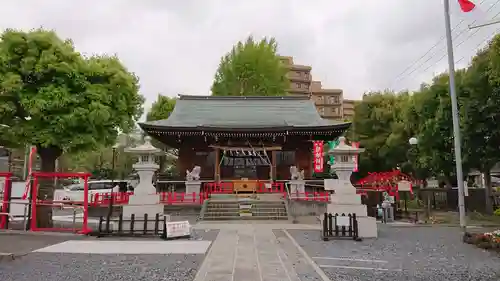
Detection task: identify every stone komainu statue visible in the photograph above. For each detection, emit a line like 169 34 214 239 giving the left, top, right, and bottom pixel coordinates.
290 166 305 180
186 166 201 181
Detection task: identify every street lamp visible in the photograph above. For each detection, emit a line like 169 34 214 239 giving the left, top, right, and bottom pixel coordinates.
405 137 419 215
111 143 120 187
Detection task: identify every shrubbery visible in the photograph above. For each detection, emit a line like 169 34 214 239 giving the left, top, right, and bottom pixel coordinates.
464 230 500 252
494 208 500 216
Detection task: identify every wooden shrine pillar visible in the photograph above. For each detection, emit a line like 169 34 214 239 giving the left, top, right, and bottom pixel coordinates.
214 147 220 182
271 150 277 180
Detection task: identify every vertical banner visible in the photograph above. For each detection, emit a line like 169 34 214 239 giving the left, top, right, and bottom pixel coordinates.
313 141 324 173
327 139 340 165
352 142 360 172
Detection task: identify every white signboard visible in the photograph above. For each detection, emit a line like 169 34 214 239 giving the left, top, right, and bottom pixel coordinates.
166 221 191 238
427 179 439 188
336 216 351 227
397 180 412 192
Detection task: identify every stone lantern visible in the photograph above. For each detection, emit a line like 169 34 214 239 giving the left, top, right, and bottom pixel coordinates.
123 136 164 219
324 136 377 238
328 136 364 181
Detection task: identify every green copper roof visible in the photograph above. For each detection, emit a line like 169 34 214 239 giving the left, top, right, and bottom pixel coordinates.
141 95 349 131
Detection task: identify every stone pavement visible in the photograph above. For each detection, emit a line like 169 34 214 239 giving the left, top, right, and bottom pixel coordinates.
193 223 325 281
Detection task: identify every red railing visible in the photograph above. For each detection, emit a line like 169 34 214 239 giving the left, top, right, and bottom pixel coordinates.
159 192 208 205
90 191 208 206
203 182 234 193
287 191 330 202
91 192 133 206
257 181 285 193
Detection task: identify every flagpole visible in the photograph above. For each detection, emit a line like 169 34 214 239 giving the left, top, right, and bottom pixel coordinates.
444 0 467 231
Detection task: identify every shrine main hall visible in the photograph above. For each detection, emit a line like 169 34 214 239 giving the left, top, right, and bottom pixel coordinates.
139 95 350 185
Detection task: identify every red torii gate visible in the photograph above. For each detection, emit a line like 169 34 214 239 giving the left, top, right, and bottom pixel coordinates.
356 170 417 199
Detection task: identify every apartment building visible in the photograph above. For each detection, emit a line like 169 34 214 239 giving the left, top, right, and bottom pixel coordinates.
280 56 312 96
341 99 356 120
279 55 357 121
310 81 343 121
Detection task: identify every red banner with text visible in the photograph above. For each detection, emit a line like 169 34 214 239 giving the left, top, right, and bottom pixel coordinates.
313 141 324 173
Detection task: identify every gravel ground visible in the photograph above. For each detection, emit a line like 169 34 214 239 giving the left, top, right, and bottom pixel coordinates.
0 229 219 281
288 225 500 281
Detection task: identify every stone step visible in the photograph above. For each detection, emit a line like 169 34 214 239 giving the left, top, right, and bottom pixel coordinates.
206 206 286 210
202 215 289 220
207 202 286 207
202 197 288 221
206 204 286 208
208 200 285 204
205 210 287 215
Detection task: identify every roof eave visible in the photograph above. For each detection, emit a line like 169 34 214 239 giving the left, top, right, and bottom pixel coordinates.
139 122 351 133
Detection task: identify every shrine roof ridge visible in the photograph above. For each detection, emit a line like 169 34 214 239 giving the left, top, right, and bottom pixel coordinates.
178 95 311 101
140 95 351 134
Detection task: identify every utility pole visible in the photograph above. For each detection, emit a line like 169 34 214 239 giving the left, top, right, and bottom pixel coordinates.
443 0 467 231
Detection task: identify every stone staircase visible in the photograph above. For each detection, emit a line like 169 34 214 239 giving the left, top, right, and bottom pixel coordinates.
201 194 288 221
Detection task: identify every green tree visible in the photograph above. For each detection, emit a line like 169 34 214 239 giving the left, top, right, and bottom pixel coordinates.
461 39 500 213
351 91 412 176
62 132 142 178
211 36 289 96
409 72 468 187
146 94 177 121
146 94 178 173
0 29 144 226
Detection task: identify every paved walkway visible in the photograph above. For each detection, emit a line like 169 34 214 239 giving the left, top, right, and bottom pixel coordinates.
193 224 327 281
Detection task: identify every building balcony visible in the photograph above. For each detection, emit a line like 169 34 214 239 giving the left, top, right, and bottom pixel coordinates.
314 100 341 106
287 73 311 83
287 87 310 95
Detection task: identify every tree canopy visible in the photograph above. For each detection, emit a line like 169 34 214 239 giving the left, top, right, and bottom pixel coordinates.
0 29 144 225
145 94 178 174
352 34 500 213
146 94 177 121
211 36 289 96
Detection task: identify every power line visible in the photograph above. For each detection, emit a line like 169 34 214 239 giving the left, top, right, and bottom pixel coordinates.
390 0 499 88
422 25 499 72
389 0 489 85
389 19 465 83
417 9 500 75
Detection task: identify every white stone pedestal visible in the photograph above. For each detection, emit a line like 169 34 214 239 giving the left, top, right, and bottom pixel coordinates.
289 180 305 198
324 179 377 238
121 194 165 231
185 181 201 195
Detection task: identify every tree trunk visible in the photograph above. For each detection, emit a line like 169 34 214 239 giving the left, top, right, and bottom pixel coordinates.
484 170 494 215
444 177 452 189
35 145 62 228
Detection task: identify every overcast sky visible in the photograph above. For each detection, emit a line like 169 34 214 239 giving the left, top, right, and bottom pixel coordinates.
1 0 499 112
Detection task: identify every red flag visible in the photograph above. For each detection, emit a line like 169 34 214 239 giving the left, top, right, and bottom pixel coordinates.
452 0 486 26
458 0 476 12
